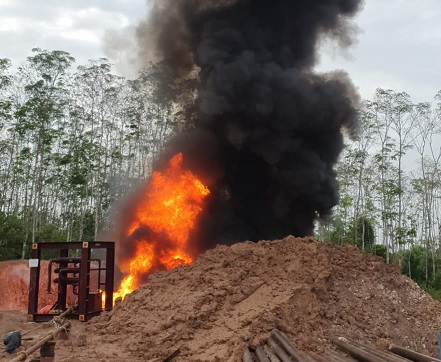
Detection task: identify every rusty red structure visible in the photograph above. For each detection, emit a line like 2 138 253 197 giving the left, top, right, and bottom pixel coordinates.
27 241 115 322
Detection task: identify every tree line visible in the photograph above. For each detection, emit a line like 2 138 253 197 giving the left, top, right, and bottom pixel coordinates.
1 49 440 297
316 88 441 295
0 48 187 259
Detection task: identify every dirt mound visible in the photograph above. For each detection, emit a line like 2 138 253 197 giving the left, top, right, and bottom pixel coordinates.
0 260 56 312
75 236 441 361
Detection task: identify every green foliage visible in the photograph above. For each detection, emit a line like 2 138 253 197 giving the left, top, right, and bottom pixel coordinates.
0 212 25 260
35 223 65 243
348 216 375 251
326 216 375 251
430 268 441 290
326 220 348 245
371 244 387 260
0 210 98 259
400 245 441 298
70 212 96 242
427 288 441 301
401 245 429 284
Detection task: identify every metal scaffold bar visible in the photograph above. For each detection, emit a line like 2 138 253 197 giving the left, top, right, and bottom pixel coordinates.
270 329 306 362
243 346 254 362
8 321 70 362
343 338 412 362
333 337 389 362
389 344 441 362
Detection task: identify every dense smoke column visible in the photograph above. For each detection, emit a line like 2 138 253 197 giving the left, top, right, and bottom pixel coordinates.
139 0 363 247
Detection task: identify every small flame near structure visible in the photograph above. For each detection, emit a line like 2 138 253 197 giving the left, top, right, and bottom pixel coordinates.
113 153 210 301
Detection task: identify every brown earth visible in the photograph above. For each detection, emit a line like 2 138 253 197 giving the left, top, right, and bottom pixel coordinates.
2 236 441 361
0 260 58 312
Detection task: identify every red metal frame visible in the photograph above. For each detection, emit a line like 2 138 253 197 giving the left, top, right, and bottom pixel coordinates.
27 241 115 322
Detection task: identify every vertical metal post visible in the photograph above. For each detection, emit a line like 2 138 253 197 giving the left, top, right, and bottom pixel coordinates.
104 244 115 311
78 242 91 321
57 248 69 310
27 244 41 321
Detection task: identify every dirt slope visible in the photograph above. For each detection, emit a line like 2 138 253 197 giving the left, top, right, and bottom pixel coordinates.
0 260 56 312
81 236 441 361
2 236 441 361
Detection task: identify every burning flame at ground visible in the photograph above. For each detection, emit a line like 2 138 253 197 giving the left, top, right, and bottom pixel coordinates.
113 153 210 301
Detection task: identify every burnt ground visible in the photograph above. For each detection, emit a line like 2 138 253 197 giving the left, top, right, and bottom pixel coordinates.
2 236 441 361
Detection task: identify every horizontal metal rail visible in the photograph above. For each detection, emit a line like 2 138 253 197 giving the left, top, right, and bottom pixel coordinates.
389 344 441 362
243 330 439 362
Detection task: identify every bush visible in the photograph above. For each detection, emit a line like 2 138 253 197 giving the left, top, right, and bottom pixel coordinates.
0 212 25 261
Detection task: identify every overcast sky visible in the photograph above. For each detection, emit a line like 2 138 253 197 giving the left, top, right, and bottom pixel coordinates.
1 0 440 102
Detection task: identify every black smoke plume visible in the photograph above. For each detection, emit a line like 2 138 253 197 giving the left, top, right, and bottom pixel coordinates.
137 0 363 248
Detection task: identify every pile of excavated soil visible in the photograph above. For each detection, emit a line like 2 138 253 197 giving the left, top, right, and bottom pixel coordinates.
72 236 441 361
2 237 441 362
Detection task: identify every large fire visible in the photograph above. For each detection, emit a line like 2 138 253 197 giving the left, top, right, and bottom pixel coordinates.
113 153 210 301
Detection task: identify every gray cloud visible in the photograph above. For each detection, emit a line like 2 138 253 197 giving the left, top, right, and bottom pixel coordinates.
0 0 146 70
316 0 441 101
1 0 440 101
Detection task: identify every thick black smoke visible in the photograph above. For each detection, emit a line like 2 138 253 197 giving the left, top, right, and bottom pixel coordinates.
138 0 363 247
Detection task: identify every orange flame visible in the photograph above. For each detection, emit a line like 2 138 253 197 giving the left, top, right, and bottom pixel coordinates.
114 153 209 301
